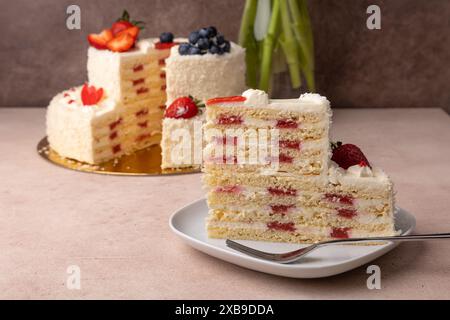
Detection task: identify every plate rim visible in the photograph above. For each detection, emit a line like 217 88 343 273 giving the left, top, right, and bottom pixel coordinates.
169 197 416 274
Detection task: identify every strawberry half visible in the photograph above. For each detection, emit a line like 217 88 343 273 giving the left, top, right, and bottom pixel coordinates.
106 32 135 52
81 84 104 106
111 20 134 36
331 142 371 170
164 97 199 119
111 10 145 36
116 26 140 39
87 29 113 50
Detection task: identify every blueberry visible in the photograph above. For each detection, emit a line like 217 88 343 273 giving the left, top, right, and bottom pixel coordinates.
209 45 223 55
222 40 231 53
197 38 209 50
215 34 225 45
188 31 200 44
159 32 174 43
207 26 217 37
178 43 190 55
199 28 209 38
188 46 202 55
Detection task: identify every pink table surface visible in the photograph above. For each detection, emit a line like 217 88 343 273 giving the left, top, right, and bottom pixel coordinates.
0 107 449 299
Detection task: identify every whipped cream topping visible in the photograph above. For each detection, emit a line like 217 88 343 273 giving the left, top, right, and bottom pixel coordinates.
328 160 388 185
242 89 269 107
347 163 374 177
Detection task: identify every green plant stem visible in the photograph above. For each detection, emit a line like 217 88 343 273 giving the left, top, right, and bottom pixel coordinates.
279 0 302 88
259 0 281 91
288 0 315 91
238 0 259 88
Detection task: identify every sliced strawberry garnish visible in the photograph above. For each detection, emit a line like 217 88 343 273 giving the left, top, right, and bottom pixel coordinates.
164 97 198 119
87 29 113 50
111 20 134 36
206 96 246 105
106 32 135 52
331 142 371 170
116 26 140 39
81 84 103 106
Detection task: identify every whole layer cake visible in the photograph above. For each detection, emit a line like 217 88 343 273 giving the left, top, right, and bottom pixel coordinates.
46 16 246 168
204 89 396 243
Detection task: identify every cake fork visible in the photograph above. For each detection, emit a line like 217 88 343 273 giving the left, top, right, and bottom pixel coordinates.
226 233 450 264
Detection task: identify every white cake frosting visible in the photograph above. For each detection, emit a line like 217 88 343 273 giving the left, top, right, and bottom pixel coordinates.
328 160 391 189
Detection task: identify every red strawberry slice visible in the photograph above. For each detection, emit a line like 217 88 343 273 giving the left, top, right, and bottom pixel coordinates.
87 29 113 50
111 20 134 36
154 42 178 50
164 97 198 119
106 32 135 52
331 143 371 170
116 26 140 39
81 84 104 106
206 96 246 105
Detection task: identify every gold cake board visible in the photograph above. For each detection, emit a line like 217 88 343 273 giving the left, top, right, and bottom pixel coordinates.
37 137 201 176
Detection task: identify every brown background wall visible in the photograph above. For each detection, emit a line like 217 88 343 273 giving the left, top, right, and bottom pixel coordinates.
0 0 449 111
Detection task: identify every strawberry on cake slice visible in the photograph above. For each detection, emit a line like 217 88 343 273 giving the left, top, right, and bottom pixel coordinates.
161 96 205 170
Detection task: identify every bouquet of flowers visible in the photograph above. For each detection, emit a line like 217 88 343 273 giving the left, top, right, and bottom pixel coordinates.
239 0 315 92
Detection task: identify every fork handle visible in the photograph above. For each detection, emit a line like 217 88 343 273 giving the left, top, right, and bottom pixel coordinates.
319 233 450 246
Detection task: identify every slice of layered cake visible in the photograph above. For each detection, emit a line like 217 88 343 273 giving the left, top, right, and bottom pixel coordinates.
204 89 397 243
161 96 204 170
160 27 246 170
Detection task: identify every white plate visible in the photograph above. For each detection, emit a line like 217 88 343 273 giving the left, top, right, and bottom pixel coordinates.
169 199 416 278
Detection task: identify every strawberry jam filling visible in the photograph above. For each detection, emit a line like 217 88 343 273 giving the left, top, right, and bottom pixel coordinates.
133 64 144 72
217 115 243 125
267 221 296 232
135 108 149 117
112 144 121 154
324 193 354 205
268 187 297 197
214 136 238 145
337 208 357 219
136 87 149 95
138 121 148 128
132 78 145 86
270 204 295 215
160 72 166 79
330 227 351 239
276 119 298 129
161 85 166 91
207 96 246 105
215 186 242 194
158 59 166 66
109 118 122 130
279 140 301 150
109 131 118 140
278 153 294 163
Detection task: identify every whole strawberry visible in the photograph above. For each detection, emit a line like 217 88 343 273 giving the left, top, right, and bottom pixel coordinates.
164 96 202 119
331 141 371 169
